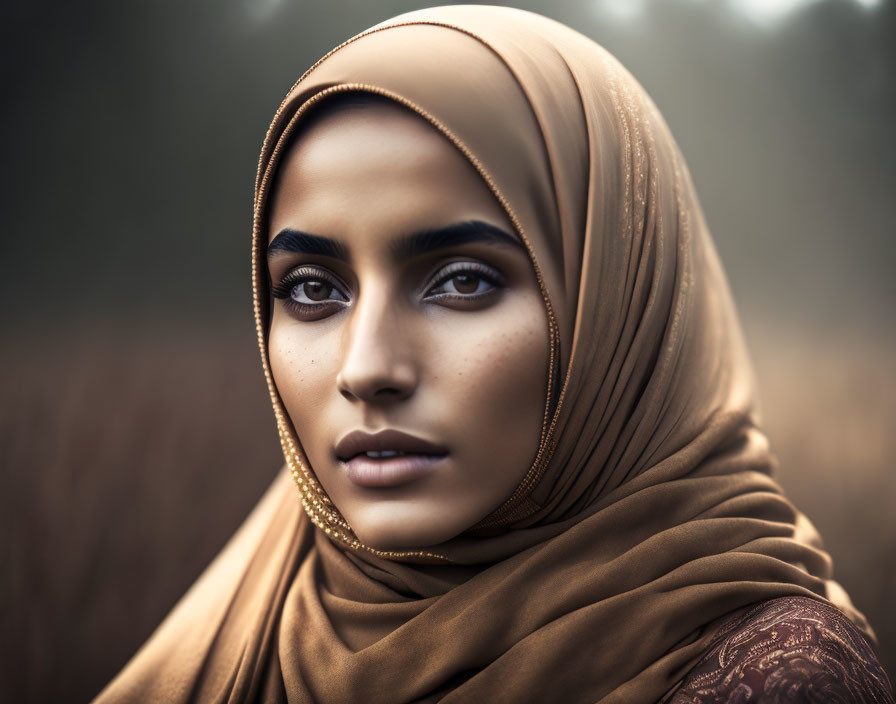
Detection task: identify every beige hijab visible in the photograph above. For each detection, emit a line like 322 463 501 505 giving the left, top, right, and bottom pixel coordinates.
95 6 871 703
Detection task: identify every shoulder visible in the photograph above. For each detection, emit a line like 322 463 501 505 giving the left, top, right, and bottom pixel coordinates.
667 596 894 703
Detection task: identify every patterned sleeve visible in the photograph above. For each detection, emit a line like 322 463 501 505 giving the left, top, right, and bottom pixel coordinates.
666 596 895 703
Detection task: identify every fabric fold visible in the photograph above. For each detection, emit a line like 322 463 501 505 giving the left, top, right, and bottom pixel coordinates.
95 6 875 703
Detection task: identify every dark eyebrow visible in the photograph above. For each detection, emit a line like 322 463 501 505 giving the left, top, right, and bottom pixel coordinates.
390 220 524 260
266 220 523 263
267 229 348 260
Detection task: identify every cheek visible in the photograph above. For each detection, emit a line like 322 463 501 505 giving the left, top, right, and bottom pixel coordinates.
268 311 341 437
432 293 549 468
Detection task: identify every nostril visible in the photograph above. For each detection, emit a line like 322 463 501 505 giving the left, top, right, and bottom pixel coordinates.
338 387 355 402
339 384 408 402
336 360 418 403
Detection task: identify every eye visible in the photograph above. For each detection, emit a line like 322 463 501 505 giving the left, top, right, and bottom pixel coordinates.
289 278 346 304
425 261 504 302
271 265 349 320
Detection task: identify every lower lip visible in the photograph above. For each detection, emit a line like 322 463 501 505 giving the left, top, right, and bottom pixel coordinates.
343 453 447 488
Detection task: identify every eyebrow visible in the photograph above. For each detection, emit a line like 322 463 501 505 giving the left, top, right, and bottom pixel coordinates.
267 229 348 260
266 220 524 263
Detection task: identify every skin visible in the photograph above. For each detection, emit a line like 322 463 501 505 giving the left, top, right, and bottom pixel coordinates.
266 100 549 550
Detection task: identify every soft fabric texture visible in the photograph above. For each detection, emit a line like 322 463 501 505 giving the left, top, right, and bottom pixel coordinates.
95 6 879 703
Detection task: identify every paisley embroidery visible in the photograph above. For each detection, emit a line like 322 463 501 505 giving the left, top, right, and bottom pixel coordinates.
666 597 894 703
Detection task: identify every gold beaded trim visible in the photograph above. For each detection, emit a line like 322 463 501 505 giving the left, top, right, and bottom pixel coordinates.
251 19 576 559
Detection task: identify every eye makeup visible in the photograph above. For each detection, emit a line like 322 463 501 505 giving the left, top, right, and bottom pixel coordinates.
270 257 508 321
422 260 506 305
271 265 350 320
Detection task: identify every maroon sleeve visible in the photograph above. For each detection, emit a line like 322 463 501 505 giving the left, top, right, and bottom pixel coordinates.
666 596 894 703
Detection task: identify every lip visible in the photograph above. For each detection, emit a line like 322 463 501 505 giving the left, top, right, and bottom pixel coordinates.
335 429 449 488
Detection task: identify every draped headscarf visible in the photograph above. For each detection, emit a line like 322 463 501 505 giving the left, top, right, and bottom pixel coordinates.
95 6 872 703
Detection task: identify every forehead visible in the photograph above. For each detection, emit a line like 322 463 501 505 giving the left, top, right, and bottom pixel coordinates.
266 101 511 246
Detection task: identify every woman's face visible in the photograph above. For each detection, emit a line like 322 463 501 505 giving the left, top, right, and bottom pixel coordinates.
266 100 549 550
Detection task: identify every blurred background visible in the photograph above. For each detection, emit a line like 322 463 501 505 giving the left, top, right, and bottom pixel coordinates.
1 0 894 700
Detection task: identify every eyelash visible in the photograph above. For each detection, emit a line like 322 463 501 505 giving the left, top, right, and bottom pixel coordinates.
271 266 349 319
423 261 505 302
271 260 505 320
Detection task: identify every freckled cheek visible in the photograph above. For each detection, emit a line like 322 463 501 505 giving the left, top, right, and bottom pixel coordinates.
433 300 549 456
268 316 342 443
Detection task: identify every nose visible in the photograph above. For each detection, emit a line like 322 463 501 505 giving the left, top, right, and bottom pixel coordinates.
336 290 418 404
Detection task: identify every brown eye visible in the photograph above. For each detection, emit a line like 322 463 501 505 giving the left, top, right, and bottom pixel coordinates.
299 280 333 302
425 261 504 301
451 273 480 294
289 278 348 305
271 266 349 311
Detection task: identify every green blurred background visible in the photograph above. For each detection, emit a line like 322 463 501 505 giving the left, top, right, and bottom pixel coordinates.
2 0 894 700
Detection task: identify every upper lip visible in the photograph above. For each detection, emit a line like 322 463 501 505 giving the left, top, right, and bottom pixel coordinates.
334 429 449 461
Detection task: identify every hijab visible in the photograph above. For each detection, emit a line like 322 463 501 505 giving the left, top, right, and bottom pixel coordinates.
95 6 872 703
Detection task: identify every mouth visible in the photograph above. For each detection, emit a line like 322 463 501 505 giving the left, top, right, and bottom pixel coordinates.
335 429 449 488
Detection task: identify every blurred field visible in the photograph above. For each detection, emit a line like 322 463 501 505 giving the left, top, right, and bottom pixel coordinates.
0 321 282 703
1 317 894 702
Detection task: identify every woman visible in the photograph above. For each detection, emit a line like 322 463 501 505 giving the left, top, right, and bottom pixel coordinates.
95 6 893 702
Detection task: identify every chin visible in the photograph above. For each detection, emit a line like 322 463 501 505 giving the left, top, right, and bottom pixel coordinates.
349 506 463 552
